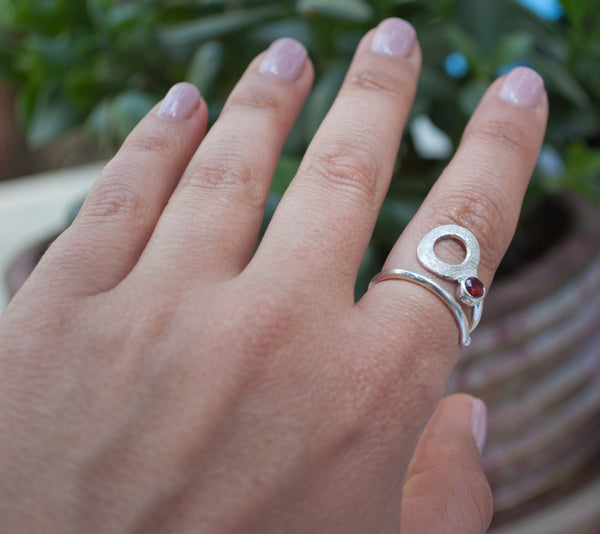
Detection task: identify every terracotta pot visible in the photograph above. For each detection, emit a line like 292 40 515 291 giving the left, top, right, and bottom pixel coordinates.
446 193 600 530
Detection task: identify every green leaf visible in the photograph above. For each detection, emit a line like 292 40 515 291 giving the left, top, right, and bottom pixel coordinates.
296 0 374 22
458 80 488 116
373 197 420 250
456 0 507 57
494 31 534 66
561 0 588 30
533 55 590 106
248 18 313 48
259 192 281 238
561 142 600 200
26 82 82 148
186 41 224 98
304 66 345 139
159 5 291 48
108 90 156 142
271 155 301 196
105 3 146 31
446 26 483 73
547 107 600 139
87 98 111 140
355 244 379 301
86 0 113 27
0 2 15 27
0 37 18 80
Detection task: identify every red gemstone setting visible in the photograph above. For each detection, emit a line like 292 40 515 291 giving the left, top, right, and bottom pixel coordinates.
465 277 485 299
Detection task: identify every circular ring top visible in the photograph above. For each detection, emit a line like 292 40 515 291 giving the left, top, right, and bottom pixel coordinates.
416 224 480 282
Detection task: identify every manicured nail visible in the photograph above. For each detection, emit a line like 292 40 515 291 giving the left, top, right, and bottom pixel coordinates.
158 82 200 121
499 67 545 109
371 18 416 59
259 38 307 81
471 398 488 455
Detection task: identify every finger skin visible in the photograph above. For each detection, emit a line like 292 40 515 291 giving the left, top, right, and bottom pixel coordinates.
251 19 421 301
35 84 208 295
0 22 495 534
360 68 548 366
401 394 493 534
136 39 314 283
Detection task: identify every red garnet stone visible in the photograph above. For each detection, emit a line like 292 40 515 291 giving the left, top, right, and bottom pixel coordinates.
465 277 485 298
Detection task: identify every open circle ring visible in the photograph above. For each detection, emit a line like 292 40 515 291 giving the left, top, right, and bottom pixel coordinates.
369 224 486 346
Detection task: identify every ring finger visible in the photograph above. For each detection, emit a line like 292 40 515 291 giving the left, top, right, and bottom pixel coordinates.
360 66 548 372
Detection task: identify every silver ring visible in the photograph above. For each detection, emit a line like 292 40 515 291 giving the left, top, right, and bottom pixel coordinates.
368 224 486 347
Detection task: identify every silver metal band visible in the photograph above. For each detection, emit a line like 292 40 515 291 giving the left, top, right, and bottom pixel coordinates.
368 269 482 346
368 224 486 347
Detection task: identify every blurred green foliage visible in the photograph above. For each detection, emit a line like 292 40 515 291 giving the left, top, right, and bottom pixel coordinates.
1 0 599 292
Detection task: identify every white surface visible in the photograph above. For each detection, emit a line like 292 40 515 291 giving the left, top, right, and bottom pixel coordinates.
0 163 103 311
410 114 453 159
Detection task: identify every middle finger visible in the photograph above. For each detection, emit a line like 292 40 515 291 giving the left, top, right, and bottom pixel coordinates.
250 18 421 299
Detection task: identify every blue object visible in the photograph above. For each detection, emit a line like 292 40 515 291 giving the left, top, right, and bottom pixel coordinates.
444 52 469 78
537 145 565 178
518 0 564 21
495 59 533 77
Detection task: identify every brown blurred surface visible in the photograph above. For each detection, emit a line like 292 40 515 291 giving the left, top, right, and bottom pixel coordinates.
0 81 102 182
0 82 28 180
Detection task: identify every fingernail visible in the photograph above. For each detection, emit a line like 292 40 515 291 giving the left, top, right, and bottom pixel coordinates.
371 18 416 59
499 67 545 109
158 82 200 121
471 398 488 455
259 38 307 81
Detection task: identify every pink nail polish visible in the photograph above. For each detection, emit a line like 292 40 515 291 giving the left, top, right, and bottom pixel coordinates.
259 38 307 82
158 82 200 121
371 18 416 59
499 67 545 109
471 398 488 455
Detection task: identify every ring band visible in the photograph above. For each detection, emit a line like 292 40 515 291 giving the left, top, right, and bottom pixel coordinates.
368 269 482 346
368 224 486 347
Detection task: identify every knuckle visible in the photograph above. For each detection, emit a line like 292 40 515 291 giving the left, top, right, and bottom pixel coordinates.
124 132 172 157
467 118 528 156
428 188 510 272
305 139 382 202
349 67 412 104
225 85 280 115
127 300 179 358
181 156 264 210
80 177 150 226
222 287 298 365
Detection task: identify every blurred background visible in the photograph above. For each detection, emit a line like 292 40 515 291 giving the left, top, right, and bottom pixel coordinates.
1 0 599 531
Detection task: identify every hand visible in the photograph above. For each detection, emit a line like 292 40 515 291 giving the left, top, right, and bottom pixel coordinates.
0 18 547 534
